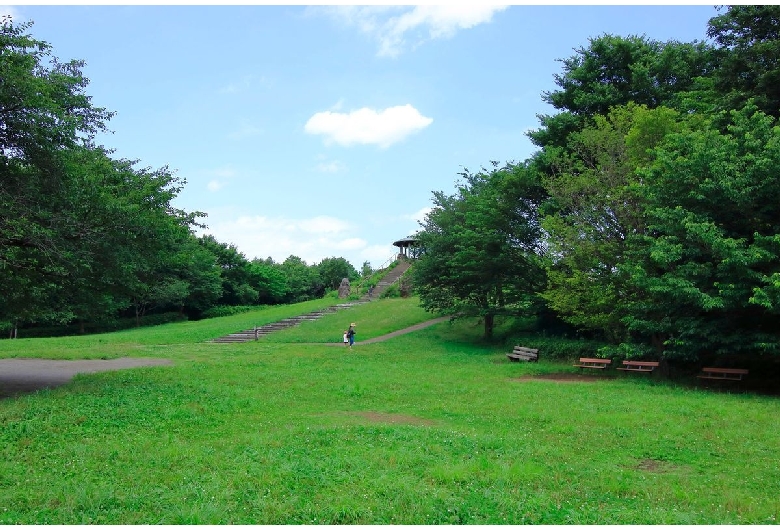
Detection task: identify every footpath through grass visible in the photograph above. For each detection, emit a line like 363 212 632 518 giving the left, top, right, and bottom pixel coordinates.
0 297 778 524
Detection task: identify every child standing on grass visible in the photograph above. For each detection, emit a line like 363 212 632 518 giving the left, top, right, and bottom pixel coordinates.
343 330 349 346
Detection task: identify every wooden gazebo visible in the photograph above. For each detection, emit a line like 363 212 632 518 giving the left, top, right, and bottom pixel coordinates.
392 236 420 260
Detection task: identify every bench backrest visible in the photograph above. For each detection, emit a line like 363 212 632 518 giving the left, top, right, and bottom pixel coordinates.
579 358 611 364
622 361 659 367
701 367 749 374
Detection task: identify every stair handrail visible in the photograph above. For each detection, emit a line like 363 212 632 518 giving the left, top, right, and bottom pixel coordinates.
388 263 411 287
370 260 412 298
350 253 399 297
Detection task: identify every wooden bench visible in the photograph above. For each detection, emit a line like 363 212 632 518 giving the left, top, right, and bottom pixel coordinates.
506 346 539 362
697 367 749 381
573 357 611 370
616 360 659 373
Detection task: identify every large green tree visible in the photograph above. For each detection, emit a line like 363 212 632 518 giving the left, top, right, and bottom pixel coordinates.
527 17 780 360
198 235 259 306
0 18 113 159
540 104 683 343
1 19 207 331
619 104 780 359
248 259 287 305
413 163 547 338
173 238 223 315
278 255 323 303
52 148 191 327
529 34 713 151
317 256 358 291
1 18 114 327
103 159 203 326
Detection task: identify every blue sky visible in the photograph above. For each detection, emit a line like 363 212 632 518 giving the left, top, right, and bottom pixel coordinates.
6 4 718 269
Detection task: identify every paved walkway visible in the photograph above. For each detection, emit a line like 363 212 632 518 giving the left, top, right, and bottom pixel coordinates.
0 358 172 399
0 317 449 399
324 316 449 346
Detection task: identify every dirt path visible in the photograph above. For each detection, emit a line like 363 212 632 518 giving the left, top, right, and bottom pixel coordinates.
323 316 450 346
360 316 449 343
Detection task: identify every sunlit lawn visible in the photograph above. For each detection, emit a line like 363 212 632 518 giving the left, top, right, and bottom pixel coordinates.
0 297 778 524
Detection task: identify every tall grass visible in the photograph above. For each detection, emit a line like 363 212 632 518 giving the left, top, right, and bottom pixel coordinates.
0 298 778 524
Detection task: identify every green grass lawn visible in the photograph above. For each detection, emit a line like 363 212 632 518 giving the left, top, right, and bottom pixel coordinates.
0 297 778 523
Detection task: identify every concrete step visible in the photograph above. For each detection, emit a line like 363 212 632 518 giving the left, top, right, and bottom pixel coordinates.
210 301 366 343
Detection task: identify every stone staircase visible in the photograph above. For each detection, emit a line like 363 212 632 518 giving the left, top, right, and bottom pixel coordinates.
209 303 361 344
209 258 412 344
357 259 411 301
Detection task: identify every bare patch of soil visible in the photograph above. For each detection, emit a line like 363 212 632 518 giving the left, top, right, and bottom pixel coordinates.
635 459 663 472
632 458 681 474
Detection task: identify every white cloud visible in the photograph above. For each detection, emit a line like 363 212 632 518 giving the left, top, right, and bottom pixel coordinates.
305 104 433 148
359 244 398 266
205 166 236 192
298 215 351 234
404 206 432 225
199 214 393 267
0 6 19 20
379 5 509 57
319 5 508 57
335 237 367 251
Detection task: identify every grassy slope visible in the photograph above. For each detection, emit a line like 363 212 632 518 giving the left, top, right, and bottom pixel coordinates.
0 298 339 359
262 297 436 343
0 298 778 524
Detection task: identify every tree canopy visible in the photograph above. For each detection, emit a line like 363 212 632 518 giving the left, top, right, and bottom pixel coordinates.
707 5 780 117
413 163 547 338
413 6 780 360
1 18 364 337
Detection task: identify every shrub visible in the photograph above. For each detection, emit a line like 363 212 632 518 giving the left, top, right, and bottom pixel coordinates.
380 284 400 299
9 312 188 339
323 290 341 300
201 305 263 319
597 342 657 362
507 336 608 360
133 312 189 328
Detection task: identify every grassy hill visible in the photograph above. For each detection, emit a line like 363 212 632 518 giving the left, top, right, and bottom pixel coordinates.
0 297 778 524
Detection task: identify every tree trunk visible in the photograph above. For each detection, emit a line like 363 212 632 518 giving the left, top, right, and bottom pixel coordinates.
652 333 669 378
484 313 494 339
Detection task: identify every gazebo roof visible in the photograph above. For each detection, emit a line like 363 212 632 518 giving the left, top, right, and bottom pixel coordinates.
392 236 419 248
